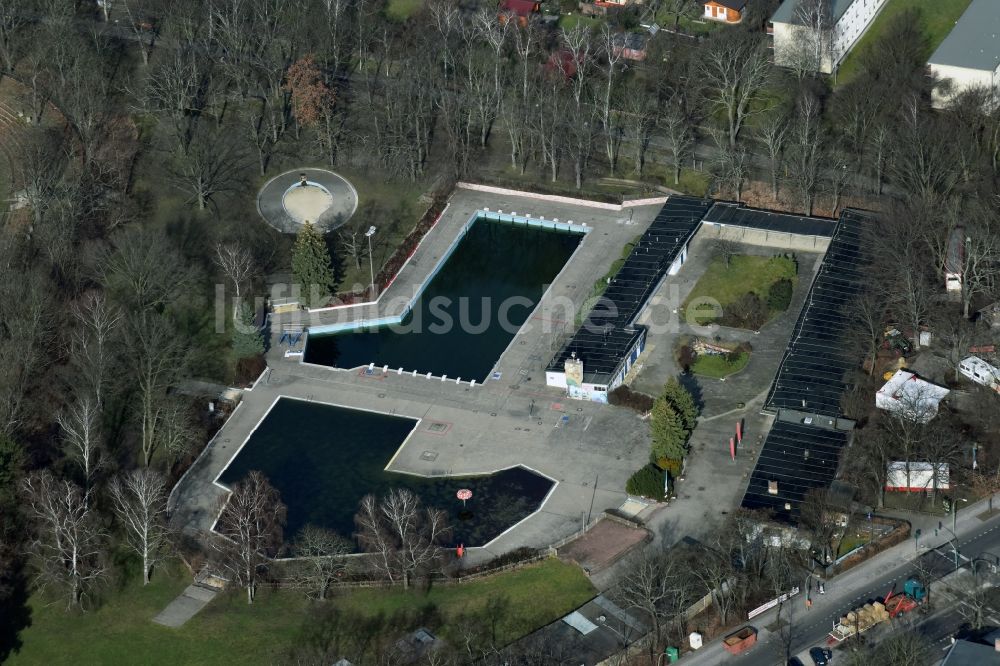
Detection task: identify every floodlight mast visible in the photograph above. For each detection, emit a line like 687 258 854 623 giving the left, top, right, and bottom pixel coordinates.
366 226 377 299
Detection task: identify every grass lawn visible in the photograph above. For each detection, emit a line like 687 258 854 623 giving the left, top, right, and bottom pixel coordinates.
676 168 711 197
337 559 595 644
690 351 750 379
682 255 797 317
836 534 868 558
386 0 423 21
835 0 972 85
286 164 426 294
8 559 593 665
558 13 601 30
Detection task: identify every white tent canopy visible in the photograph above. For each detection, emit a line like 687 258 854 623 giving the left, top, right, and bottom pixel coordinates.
876 370 949 423
886 461 950 492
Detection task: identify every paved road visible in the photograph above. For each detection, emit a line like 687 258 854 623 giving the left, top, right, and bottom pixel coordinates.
679 495 1000 666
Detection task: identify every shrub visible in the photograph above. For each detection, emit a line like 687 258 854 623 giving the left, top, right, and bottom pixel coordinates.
768 278 794 312
676 345 696 373
725 292 767 330
655 457 683 477
608 385 655 413
626 465 666 501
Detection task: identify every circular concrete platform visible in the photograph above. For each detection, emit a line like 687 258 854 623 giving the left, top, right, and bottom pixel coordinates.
257 168 358 233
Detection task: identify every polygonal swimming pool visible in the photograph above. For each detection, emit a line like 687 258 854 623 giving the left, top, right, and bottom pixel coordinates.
216 397 555 548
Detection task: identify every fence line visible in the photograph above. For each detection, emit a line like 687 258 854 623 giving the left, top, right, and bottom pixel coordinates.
272 553 551 591
456 182 668 211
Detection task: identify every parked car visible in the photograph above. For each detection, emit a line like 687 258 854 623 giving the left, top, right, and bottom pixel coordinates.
809 646 833 665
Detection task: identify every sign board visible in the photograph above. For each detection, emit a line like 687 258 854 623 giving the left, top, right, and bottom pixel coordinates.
565 356 584 389
747 586 800 619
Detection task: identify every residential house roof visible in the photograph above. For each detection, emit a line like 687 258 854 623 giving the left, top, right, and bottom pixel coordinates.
940 639 1000 666
498 0 539 17
611 32 647 52
701 0 746 10
929 0 1000 72
771 0 856 26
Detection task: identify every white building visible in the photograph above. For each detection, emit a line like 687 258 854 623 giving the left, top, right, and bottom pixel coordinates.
928 0 1000 108
875 370 949 423
771 0 889 75
886 462 950 493
958 356 1000 394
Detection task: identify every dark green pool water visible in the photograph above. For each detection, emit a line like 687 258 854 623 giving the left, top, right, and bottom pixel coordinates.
304 219 582 382
217 398 554 548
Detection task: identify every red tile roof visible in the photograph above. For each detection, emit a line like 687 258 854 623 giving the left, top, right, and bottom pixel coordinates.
499 0 539 17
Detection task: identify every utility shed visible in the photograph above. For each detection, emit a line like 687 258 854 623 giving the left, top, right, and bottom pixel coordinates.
928 0 1000 108
875 370 949 423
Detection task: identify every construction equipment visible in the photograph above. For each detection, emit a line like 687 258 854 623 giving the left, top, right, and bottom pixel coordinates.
827 601 889 643
722 627 757 655
884 579 926 618
882 327 912 357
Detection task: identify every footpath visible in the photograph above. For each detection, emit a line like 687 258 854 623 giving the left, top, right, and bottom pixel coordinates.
678 493 1000 665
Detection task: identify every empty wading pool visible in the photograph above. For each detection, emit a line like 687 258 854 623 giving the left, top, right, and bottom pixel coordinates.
303 215 584 382
216 398 555 548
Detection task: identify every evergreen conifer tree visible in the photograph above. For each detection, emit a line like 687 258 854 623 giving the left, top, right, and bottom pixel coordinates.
663 377 699 431
291 221 335 308
650 397 687 460
231 301 265 358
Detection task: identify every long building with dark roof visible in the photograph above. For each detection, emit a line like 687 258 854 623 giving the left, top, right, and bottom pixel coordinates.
545 196 712 400
743 208 871 522
545 197 837 402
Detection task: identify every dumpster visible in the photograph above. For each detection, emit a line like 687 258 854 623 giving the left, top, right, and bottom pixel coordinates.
723 626 757 655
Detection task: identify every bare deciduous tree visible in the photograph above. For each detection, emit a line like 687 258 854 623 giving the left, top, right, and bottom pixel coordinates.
788 90 824 215
21 471 106 609
215 241 256 322
57 395 103 505
614 550 695 663
355 488 450 589
289 525 352 600
844 287 890 376
109 468 170 585
70 292 121 410
124 312 189 467
0 256 55 436
758 109 789 199
169 123 248 211
99 227 192 311
890 96 960 205
783 0 833 77
213 471 286 604
660 92 695 186
0 0 31 72
696 31 771 147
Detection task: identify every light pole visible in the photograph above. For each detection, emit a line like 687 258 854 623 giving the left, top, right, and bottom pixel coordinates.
365 226 377 300
953 497 968 533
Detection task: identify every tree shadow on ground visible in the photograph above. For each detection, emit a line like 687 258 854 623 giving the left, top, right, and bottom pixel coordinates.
0 560 31 662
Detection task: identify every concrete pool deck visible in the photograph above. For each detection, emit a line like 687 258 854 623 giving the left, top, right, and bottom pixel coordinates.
172 190 662 562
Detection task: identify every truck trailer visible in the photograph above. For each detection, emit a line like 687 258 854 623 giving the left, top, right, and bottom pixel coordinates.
959 356 1000 394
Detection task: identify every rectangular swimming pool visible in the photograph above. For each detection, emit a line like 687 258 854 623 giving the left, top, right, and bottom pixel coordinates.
303 216 583 382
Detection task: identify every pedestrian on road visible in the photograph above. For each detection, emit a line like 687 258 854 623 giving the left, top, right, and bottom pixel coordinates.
806 598 812 610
